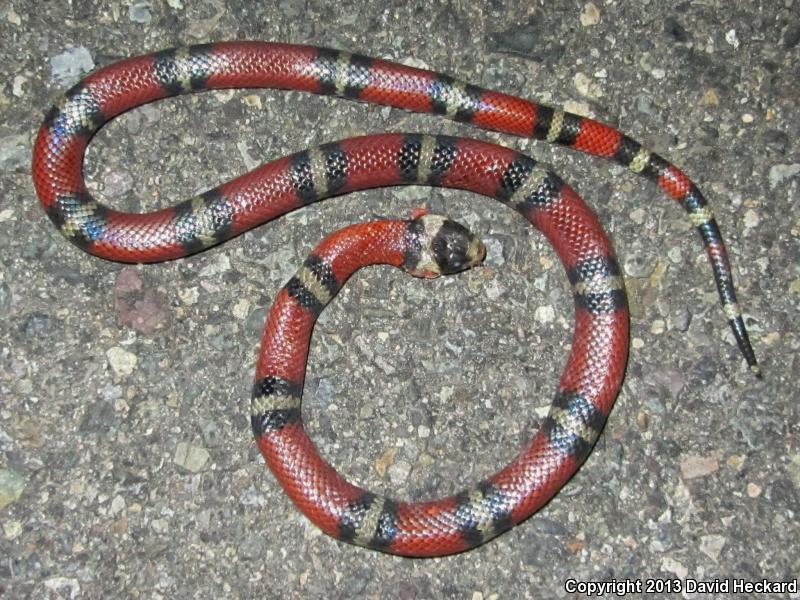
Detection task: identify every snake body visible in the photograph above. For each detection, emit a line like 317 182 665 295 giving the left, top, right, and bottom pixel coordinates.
32 41 758 557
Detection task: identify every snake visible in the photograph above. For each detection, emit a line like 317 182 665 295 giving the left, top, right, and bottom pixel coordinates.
32 41 760 557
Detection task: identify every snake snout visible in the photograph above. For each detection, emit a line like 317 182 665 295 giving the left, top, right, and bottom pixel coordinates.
409 214 486 276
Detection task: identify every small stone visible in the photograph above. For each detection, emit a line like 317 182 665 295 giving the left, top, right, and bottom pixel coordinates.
240 485 267 508
573 72 603 99
701 89 720 106
534 305 555 323
418 425 431 438
5 5 21 25
166 0 184 8
278 0 305 18
650 319 665 335
725 29 740 49
624 252 656 278
0 134 29 173
388 460 411 485
746 482 762 497
242 94 262 109
200 254 231 276
12 75 26 97
579 2 600 26
3 519 22 539
484 280 506 300
173 441 210 473
232 298 251 320
0 469 26 510
636 412 649 430
44 578 81 599
564 100 591 117
768 163 800 189
106 347 138 376
670 306 691 332
50 46 94 85
110 495 126 515
680 454 719 479
375 447 397 477
128 2 152 23
741 113 755 123
743 209 759 228
483 237 504 266
699 534 726 562
103 170 134 198
179 287 199 305
661 556 688 579
726 454 745 470
151 518 168 533
651 68 666 80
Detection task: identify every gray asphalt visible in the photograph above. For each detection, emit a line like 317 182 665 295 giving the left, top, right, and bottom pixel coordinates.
1 0 797 598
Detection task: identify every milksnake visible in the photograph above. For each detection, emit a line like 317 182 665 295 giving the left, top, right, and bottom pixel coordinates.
32 41 760 557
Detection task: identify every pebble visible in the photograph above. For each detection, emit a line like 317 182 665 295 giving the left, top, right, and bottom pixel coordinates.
5 5 21 25
128 2 152 23
746 482 762 498
660 556 688 579
743 209 759 228
573 72 603 99
624 252 656 278
699 534 726 562
0 469 26 510
579 3 600 26
173 442 210 473
50 46 94 85
768 163 800 189
483 236 504 266
375 447 397 477
388 460 411 485
534 305 555 323
3 519 22 539
0 134 28 173
200 254 231 277
680 454 719 479
178 286 199 306
239 486 267 508
106 346 138 376
725 29 740 49
669 306 691 332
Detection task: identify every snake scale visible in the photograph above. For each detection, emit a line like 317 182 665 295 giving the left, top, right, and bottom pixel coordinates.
32 41 759 557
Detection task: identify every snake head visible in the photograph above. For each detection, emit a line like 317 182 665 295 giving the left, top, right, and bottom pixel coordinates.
404 214 486 278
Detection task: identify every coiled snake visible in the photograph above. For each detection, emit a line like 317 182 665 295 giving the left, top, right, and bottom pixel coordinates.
32 42 760 557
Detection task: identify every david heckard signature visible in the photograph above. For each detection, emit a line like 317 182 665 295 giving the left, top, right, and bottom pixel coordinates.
564 577 798 596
